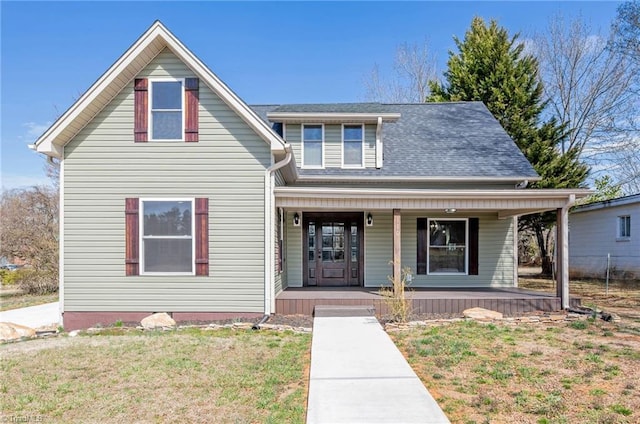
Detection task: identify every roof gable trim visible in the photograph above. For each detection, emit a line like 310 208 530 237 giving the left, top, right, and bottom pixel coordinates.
35 21 286 157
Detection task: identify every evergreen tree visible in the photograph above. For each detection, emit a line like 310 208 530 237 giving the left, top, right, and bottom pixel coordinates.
429 17 589 274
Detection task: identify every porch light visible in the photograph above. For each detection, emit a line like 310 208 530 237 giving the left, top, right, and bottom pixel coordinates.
293 212 300 226
366 213 374 226
445 208 457 214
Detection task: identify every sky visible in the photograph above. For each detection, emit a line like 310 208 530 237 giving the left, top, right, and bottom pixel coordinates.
0 1 623 190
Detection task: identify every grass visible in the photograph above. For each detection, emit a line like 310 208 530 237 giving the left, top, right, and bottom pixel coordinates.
0 286 58 311
391 319 640 424
1 328 311 423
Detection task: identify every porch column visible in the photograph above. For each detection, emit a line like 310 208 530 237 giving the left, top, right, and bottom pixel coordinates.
393 209 401 283
556 206 570 309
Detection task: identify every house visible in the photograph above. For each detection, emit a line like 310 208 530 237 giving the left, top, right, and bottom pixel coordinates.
569 194 640 279
33 22 590 330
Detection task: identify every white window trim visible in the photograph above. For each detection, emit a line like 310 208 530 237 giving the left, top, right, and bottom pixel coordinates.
148 78 185 142
301 123 324 169
427 217 469 275
341 123 365 168
617 215 631 241
140 197 195 276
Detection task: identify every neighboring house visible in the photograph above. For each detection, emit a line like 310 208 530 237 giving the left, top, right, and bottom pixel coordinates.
570 194 640 279
33 22 590 330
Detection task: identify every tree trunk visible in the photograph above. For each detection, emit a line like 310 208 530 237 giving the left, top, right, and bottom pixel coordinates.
534 224 553 277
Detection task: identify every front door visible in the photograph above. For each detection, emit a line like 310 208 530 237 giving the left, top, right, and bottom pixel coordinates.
303 213 364 286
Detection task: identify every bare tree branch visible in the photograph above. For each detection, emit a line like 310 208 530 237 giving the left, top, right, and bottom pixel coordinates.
534 13 640 193
364 41 438 103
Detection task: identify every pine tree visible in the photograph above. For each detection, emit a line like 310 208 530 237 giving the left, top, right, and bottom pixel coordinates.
429 17 589 274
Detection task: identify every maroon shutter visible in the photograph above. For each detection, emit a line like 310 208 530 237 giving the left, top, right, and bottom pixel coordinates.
185 78 199 142
417 218 428 275
134 79 148 142
195 197 209 275
469 218 479 275
125 198 139 276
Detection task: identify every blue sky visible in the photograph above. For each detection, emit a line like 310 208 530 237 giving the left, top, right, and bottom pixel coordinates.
1 1 622 190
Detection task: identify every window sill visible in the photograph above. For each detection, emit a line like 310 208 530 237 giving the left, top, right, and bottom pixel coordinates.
140 272 196 276
427 272 468 276
615 237 631 242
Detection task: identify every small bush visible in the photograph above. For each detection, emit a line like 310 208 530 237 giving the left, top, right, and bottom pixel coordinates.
0 269 19 285
15 269 58 295
379 265 412 323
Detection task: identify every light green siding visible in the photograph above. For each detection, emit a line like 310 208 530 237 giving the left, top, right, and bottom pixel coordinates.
63 49 271 312
286 211 514 288
364 211 394 286
285 211 303 287
363 213 515 287
285 123 376 169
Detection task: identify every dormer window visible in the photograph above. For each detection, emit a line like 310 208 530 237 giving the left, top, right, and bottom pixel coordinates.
342 124 364 168
302 124 323 168
150 79 184 140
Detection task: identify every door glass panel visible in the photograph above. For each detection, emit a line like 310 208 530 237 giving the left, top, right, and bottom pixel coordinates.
321 223 345 262
351 223 358 262
308 221 316 262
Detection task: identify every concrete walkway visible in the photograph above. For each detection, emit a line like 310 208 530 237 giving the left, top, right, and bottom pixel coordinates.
307 307 450 424
0 302 60 329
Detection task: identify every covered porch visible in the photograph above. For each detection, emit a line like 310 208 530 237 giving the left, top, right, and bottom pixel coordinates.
272 186 589 315
275 287 581 316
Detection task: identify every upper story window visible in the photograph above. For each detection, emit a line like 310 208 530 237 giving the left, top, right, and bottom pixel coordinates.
141 199 194 274
302 124 323 168
342 124 364 168
618 215 631 240
150 79 184 140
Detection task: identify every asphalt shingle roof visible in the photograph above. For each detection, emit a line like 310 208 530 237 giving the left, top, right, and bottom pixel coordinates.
249 102 539 179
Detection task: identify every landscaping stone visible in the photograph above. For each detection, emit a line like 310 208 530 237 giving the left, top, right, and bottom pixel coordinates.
0 322 36 342
463 307 504 320
141 313 176 330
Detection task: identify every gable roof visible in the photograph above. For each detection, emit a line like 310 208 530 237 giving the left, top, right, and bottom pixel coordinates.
33 21 286 158
572 193 640 214
251 102 540 181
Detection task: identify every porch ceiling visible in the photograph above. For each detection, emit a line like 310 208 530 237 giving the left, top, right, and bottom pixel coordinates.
274 187 592 217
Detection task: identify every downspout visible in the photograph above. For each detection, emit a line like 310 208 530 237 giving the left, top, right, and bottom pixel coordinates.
264 144 293 315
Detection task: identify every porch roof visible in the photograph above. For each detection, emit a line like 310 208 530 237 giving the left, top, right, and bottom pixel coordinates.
274 187 592 218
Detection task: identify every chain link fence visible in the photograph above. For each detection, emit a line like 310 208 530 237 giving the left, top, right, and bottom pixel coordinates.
570 254 639 281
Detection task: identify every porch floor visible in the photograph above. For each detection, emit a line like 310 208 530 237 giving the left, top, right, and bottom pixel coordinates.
275 287 581 316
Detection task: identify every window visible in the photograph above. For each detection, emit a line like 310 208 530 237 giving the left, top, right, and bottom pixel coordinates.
343 124 364 167
417 218 478 275
302 124 323 167
141 199 194 274
428 219 467 274
618 215 631 239
150 80 183 140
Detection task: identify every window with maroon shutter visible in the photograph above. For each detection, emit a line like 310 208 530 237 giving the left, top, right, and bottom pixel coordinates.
135 78 199 142
127 198 209 275
184 78 199 142
134 79 148 142
125 198 140 275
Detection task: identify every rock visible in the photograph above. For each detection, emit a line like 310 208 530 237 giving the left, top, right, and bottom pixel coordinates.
463 307 503 320
549 314 566 321
69 330 79 337
0 322 36 342
141 313 176 330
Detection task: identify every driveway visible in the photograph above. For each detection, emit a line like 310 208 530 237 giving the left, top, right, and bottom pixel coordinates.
0 302 60 329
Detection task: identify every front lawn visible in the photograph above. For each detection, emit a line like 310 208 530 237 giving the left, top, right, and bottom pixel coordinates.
0 286 57 311
391 319 640 424
1 328 311 423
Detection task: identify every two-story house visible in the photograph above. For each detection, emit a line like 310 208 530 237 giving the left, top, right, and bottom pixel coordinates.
33 22 590 330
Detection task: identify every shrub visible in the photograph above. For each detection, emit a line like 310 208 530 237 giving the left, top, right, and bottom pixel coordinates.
15 269 58 295
0 269 19 285
379 264 412 322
